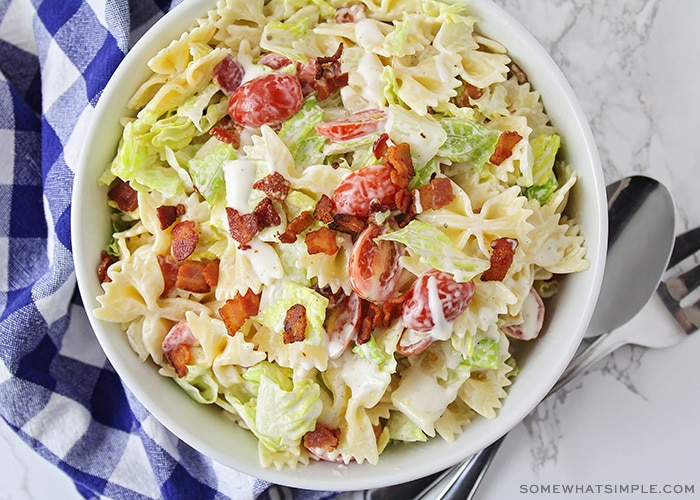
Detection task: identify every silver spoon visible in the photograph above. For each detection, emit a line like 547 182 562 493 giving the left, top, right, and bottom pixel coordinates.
364 175 675 500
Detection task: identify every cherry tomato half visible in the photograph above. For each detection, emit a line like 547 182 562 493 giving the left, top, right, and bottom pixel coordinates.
315 108 387 141
227 72 303 128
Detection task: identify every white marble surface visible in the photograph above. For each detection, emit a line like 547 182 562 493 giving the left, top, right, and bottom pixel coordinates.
2 1 700 499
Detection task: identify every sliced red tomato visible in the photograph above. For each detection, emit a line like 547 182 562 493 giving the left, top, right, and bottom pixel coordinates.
501 287 545 340
331 163 400 218
315 108 387 141
227 73 303 128
258 52 293 70
402 269 476 333
348 223 403 303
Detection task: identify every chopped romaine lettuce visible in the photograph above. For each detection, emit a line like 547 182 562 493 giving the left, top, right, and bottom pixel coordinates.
175 365 219 404
437 116 500 169
278 95 326 170
461 338 499 370
523 134 560 204
376 220 489 282
187 142 235 206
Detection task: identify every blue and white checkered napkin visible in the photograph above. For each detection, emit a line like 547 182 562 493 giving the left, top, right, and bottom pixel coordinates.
0 1 338 498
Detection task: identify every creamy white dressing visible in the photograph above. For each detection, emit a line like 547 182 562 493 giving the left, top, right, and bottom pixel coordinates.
354 18 386 49
517 288 544 340
426 275 452 342
341 354 390 405
223 158 257 212
244 238 284 283
356 52 385 105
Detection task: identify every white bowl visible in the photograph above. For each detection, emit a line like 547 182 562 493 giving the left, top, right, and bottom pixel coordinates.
73 0 606 491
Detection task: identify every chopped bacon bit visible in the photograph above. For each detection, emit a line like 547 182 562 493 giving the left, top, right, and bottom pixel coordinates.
176 260 213 294
171 220 199 261
157 204 185 230
384 142 414 189
212 54 244 94
489 131 522 166
283 304 307 343
303 424 340 453
329 213 366 236
279 211 314 243
202 259 219 288
97 250 115 283
305 227 339 255
210 116 243 148
357 300 381 345
166 344 190 378
162 319 195 378
157 254 179 296
509 62 529 85
226 207 259 247
108 181 138 212
219 289 261 335
335 3 366 23
252 172 291 201
313 194 336 223
393 188 412 215
415 177 454 212
298 44 348 101
381 294 406 327
372 132 391 159
459 82 484 106
481 237 518 282
253 197 281 229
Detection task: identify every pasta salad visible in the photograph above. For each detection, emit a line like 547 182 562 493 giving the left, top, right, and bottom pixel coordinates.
95 0 589 468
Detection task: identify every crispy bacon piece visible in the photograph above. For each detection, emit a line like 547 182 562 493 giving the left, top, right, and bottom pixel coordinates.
305 226 339 255
459 82 484 106
253 197 281 229
415 177 454 212
157 254 179 296
171 220 199 261
313 194 336 224
357 300 381 345
176 259 215 294
108 181 138 212
481 237 518 282
490 131 522 166
283 304 307 344
298 44 348 101
381 294 406 327
212 54 244 94
210 115 242 147
162 319 196 378
372 132 391 159
226 207 259 247
202 259 219 288
157 203 185 230
97 250 115 283
259 52 293 70
303 424 340 454
384 142 414 189
252 171 291 201
509 61 529 85
219 289 261 335
279 211 314 243
329 213 366 236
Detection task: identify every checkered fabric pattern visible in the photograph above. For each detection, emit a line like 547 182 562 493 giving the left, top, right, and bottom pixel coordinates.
0 1 338 498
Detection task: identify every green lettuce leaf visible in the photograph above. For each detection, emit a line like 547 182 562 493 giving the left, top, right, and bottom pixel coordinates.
278 95 326 170
523 134 560 204
437 116 500 169
175 365 219 404
376 220 489 282
461 338 499 370
226 373 322 453
188 142 235 206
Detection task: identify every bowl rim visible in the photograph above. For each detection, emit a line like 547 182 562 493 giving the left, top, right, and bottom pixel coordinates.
72 0 607 490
